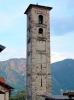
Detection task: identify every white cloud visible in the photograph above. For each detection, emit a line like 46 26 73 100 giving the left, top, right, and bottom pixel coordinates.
51 52 65 63
0 47 26 61
51 31 74 63
51 51 74 63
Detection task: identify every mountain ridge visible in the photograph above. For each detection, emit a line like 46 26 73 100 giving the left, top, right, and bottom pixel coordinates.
52 58 74 94
0 58 26 93
0 58 74 95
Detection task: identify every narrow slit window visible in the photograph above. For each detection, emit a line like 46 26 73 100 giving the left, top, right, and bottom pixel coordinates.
39 15 43 24
41 64 42 87
41 78 42 87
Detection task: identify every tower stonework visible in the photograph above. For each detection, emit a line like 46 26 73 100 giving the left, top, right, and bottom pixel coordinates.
25 4 52 100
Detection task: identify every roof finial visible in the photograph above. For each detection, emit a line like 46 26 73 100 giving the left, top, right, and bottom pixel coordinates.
36 3 38 5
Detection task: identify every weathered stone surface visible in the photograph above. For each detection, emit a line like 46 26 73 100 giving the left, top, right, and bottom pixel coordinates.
25 4 52 100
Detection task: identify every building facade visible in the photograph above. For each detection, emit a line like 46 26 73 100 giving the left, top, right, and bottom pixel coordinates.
25 4 52 100
0 77 13 100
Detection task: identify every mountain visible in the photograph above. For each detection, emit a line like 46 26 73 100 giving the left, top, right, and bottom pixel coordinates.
0 58 74 95
52 59 74 95
0 58 26 93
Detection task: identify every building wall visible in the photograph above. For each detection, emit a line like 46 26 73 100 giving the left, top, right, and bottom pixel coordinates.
0 94 4 100
26 5 51 100
0 92 9 100
5 92 9 100
0 85 9 100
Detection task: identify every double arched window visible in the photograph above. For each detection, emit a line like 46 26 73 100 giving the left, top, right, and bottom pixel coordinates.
38 15 43 35
38 15 43 24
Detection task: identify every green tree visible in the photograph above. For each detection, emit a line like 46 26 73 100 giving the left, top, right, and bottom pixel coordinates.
10 90 26 100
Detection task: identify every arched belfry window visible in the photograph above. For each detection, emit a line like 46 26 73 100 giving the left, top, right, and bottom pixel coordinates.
39 15 43 24
39 28 43 34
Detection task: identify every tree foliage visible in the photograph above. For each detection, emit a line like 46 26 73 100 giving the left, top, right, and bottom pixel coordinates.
10 90 26 100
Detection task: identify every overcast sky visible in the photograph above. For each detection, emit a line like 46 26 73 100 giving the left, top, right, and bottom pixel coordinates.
0 0 74 63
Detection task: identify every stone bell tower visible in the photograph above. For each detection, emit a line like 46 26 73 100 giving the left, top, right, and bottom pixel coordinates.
25 4 52 100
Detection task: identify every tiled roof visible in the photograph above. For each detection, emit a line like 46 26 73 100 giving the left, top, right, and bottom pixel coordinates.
25 4 52 14
0 81 13 90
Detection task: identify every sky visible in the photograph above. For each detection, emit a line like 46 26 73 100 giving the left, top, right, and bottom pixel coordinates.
0 0 74 63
